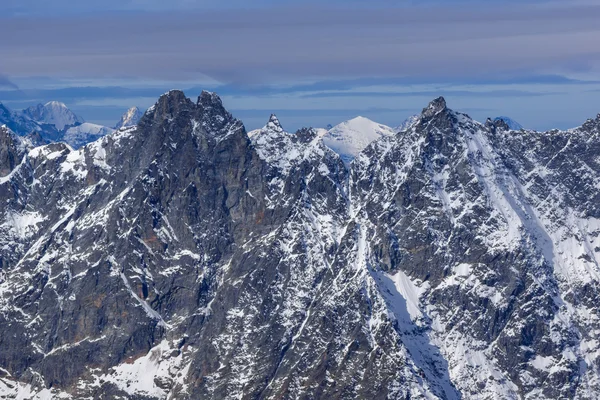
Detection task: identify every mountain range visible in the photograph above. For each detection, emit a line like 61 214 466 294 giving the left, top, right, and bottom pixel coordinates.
0 90 598 399
0 102 142 149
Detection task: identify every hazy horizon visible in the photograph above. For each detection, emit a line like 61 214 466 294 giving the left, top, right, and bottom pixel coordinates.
1 0 600 131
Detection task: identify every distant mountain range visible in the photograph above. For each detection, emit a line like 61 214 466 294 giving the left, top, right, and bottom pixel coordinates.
1 99 526 157
22 101 84 131
0 101 142 148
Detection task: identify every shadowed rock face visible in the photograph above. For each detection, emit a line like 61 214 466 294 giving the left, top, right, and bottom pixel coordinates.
1 93 600 399
0 127 21 176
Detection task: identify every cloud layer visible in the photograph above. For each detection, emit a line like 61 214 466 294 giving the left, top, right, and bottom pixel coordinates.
2 4 600 82
1 1 599 131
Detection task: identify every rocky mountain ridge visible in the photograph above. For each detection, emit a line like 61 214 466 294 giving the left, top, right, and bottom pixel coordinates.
1 91 600 399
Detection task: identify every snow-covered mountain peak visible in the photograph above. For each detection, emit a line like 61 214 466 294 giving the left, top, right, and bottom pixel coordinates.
322 116 395 164
266 114 283 133
134 89 244 150
23 101 84 131
160 89 189 104
1 103 46 139
249 115 340 175
349 115 372 125
585 112 600 124
115 106 142 130
248 114 288 139
44 100 68 109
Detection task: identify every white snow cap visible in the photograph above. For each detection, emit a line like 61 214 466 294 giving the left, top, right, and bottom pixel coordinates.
27 101 84 130
322 116 395 164
43 102 84 130
46 101 66 107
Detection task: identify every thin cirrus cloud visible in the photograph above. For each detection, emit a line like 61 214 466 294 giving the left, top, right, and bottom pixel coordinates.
0 0 561 16
300 90 564 99
0 1 599 130
0 74 18 89
2 4 600 82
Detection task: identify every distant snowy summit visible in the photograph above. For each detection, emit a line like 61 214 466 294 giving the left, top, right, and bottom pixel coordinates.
115 106 143 129
0 101 142 148
322 116 395 164
23 101 84 131
494 116 524 130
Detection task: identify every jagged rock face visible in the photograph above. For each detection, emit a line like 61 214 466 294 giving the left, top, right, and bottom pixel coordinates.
0 127 37 178
0 90 268 398
351 104 600 399
1 93 600 399
0 127 22 177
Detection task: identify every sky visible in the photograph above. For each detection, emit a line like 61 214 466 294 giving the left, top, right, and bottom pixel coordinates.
1 0 600 131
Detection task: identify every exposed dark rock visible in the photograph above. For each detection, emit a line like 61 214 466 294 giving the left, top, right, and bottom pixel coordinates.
1 91 600 399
